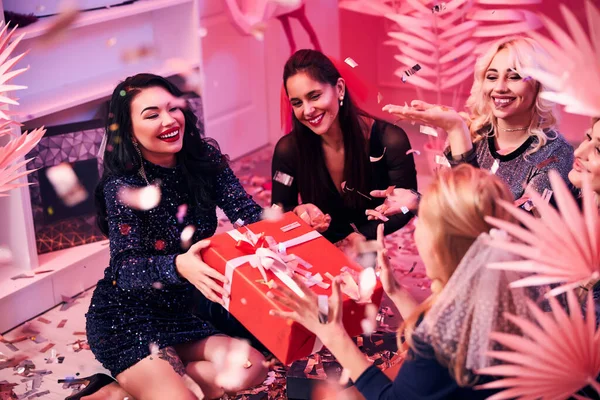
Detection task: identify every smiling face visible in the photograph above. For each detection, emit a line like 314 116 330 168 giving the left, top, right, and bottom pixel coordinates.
483 48 537 125
129 86 185 166
569 120 600 193
285 71 345 136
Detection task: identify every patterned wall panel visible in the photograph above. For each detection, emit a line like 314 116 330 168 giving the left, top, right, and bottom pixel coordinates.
25 94 205 255
26 120 106 254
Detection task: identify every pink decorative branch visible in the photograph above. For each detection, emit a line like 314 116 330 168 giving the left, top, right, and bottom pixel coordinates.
0 21 46 196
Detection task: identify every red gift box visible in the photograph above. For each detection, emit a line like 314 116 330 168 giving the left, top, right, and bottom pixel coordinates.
201 212 384 365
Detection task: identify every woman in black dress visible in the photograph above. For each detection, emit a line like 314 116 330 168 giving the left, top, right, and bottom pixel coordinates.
272 49 418 245
82 74 267 399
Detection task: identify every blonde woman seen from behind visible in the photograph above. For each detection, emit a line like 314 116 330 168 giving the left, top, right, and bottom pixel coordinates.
267 165 534 400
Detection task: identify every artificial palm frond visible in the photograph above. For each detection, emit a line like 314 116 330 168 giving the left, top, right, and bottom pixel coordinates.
0 22 28 120
339 0 541 95
485 170 600 296
0 21 45 196
476 290 600 400
0 127 46 196
520 1 600 117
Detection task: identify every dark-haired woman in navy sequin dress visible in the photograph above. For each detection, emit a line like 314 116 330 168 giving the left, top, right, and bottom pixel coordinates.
82 74 267 400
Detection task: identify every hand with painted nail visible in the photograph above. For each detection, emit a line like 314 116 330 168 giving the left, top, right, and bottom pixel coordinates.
383 100 473 157
293 203 331 232
267 276 346 346
382 100 468 134
175 240 230 305
345 232 366 248
375 224 399 297
375 224 418 319
367 188 419 219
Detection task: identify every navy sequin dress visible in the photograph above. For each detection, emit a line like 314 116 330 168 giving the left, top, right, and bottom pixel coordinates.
86 144 262 376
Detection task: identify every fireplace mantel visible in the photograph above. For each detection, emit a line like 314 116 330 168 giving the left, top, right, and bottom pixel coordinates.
0 0 202 332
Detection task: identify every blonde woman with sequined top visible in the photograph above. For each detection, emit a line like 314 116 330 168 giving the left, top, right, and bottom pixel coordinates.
373 36 575 214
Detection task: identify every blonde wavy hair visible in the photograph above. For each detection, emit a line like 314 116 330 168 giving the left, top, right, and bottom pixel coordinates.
401 164 516 386
466 36 558 154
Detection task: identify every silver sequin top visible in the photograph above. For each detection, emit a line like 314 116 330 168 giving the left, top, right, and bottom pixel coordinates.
447 129 575 199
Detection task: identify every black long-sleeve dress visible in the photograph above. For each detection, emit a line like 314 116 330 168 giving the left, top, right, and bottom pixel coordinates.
271 120 418 243
355 335 498 400
86 144 262 376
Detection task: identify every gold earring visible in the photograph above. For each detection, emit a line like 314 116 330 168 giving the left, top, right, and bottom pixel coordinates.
132 141 149 185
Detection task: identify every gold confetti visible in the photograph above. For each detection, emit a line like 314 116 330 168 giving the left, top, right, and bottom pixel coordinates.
106 37 117 47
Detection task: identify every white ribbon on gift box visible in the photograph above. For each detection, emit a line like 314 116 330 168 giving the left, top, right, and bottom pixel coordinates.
222 227 325 355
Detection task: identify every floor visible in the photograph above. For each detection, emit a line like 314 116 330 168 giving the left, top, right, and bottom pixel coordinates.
0 131 434 400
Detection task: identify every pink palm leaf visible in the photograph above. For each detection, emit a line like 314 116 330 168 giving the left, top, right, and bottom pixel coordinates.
521 1 600 117
484 170 600 296
339 0 541 95
476 290 600 400
0 21 45 195
0 127 46 196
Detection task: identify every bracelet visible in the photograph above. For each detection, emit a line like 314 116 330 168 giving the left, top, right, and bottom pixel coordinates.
450 147 476 163
408 189 422 214
409 189 422 204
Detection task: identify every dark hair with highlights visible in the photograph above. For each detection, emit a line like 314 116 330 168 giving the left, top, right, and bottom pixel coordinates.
95 73 227 235
283 49 371 209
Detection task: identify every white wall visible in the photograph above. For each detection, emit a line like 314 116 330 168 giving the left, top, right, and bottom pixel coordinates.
198 0 340 157
263 0 340 145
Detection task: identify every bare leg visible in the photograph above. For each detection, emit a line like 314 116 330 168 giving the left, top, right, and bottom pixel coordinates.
176 335 268 393
116 346 198 400
185 360 223 399
81 382 134 400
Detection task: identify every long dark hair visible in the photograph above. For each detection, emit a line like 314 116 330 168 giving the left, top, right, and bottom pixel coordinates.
95 73 227 235
283 49 371 209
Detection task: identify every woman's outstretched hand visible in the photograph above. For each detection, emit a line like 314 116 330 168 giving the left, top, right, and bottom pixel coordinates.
374 224 419 319
383 100 473 157
293 203 331 232
383 100 470 133
269 273 376 384
367 188 419 219
175 240 230 306
376 224 401 297
267 274 346 346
